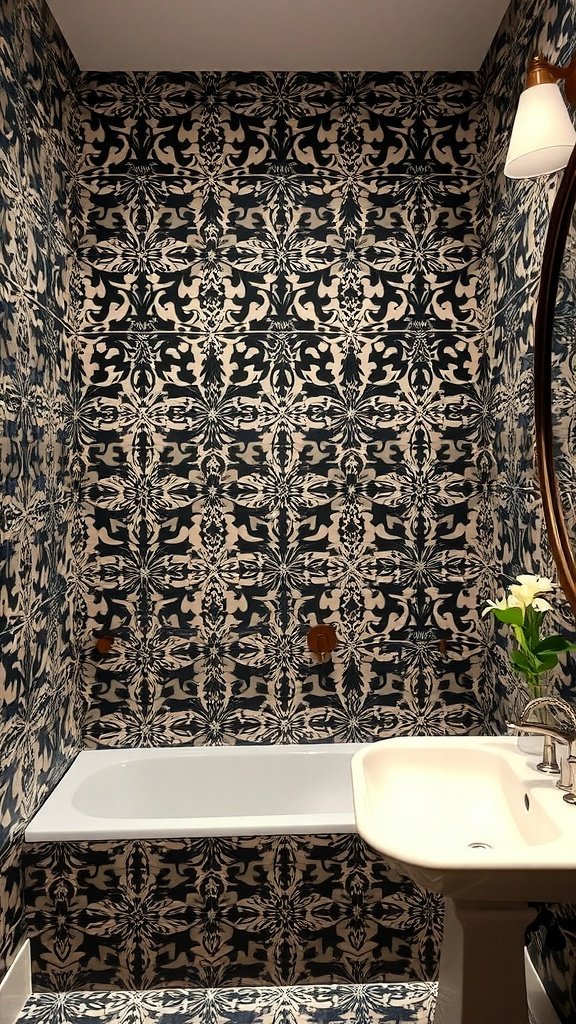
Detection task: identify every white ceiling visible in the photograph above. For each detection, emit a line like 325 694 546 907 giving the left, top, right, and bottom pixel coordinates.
46 0 511 72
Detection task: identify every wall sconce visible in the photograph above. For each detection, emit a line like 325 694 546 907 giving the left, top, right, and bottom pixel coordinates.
504 54 576 178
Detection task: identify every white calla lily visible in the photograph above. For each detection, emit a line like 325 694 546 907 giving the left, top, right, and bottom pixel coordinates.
509 575 554 609
508 584 531 608
516 573 554 587
483 570 575 695
515 574 554 595
481 596 510 617
532 598 553 612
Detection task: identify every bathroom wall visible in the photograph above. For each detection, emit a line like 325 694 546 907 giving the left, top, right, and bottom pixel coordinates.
24 74 491 994
25 833 442 990
70 21 576 1017
73 70 493 749
0 0 80 978
479 0 576 1019
4 0 576 1010
480 0 576 719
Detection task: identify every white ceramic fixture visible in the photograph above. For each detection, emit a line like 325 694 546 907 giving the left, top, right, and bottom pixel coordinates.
351 735 576 1024
25 743 365 841
504 82 576 178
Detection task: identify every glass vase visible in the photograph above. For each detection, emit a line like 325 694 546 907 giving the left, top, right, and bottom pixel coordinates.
516 676 560 772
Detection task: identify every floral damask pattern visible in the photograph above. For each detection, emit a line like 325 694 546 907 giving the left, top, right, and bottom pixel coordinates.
0 0 80 979
24 835 442 991
74 70 491 752
59 70 490 988
19 981 437 1024
479 1 576 1020
3 0 576 1016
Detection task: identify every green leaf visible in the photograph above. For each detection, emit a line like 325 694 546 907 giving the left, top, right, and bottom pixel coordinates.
510 649 536 673
535 635 574 654
512 626 534 658
536 654 559 672
512 624 524 646
523 605 542 646
492 606 524 626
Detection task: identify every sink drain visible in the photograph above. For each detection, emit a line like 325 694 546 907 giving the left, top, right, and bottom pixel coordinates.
468 842 493 850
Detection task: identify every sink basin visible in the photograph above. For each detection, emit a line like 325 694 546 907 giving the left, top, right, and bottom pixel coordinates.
351 735 576 1024
352 734 576 901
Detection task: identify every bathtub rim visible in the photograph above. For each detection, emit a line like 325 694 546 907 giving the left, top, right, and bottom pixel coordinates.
24 742 367 842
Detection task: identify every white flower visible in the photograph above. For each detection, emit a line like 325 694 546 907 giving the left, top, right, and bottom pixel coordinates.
482 596 514 617
509 574 555 609
515 573 554 594
482 572 574 688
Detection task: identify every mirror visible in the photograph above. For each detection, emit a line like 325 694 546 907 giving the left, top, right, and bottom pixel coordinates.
535 144 576 616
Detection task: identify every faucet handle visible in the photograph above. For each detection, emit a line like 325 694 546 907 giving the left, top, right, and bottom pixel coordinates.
561 755 576 805
307 624 338 664
507 720 569 776
508 714 576 802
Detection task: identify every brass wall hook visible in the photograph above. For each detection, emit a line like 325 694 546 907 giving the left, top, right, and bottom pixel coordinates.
93 628 115 655
307 624 338 664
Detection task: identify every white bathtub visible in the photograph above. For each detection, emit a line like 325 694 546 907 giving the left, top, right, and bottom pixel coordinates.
24 743 367 841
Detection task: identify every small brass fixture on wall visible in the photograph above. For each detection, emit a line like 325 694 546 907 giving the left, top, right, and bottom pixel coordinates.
307 624 338 665
93 632 114 655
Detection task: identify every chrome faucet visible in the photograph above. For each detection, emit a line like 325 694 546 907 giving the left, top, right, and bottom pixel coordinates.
509 695 576 805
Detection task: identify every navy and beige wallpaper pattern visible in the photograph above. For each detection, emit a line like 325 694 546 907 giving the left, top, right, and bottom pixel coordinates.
479 0 576 1018
25 834 442 991
18 58 491 999
18 981 437 1024
0 0 80 979
74 69 492 750
3 0 576 1016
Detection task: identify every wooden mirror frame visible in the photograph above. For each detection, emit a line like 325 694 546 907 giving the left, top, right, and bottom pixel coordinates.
535 143 576 616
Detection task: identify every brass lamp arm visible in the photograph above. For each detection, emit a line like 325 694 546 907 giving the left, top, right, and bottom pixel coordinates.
527 55 576 105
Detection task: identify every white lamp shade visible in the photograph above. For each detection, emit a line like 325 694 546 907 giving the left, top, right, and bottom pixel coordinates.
504 82 576 178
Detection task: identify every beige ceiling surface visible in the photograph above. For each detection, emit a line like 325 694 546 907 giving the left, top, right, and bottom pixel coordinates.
46 0 511 71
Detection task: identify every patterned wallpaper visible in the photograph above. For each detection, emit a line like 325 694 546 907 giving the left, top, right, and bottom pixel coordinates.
73 71 493 749
480 0 576 722
479 0 576 1019
19 982 437 1024
25 834 442 991
552 213 576 547
19 987 434 1024
2 0 576 1014
0 0 80 978
26 79 490 995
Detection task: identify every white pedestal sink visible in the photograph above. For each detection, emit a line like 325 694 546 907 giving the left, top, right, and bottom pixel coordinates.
351 736 576 1024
